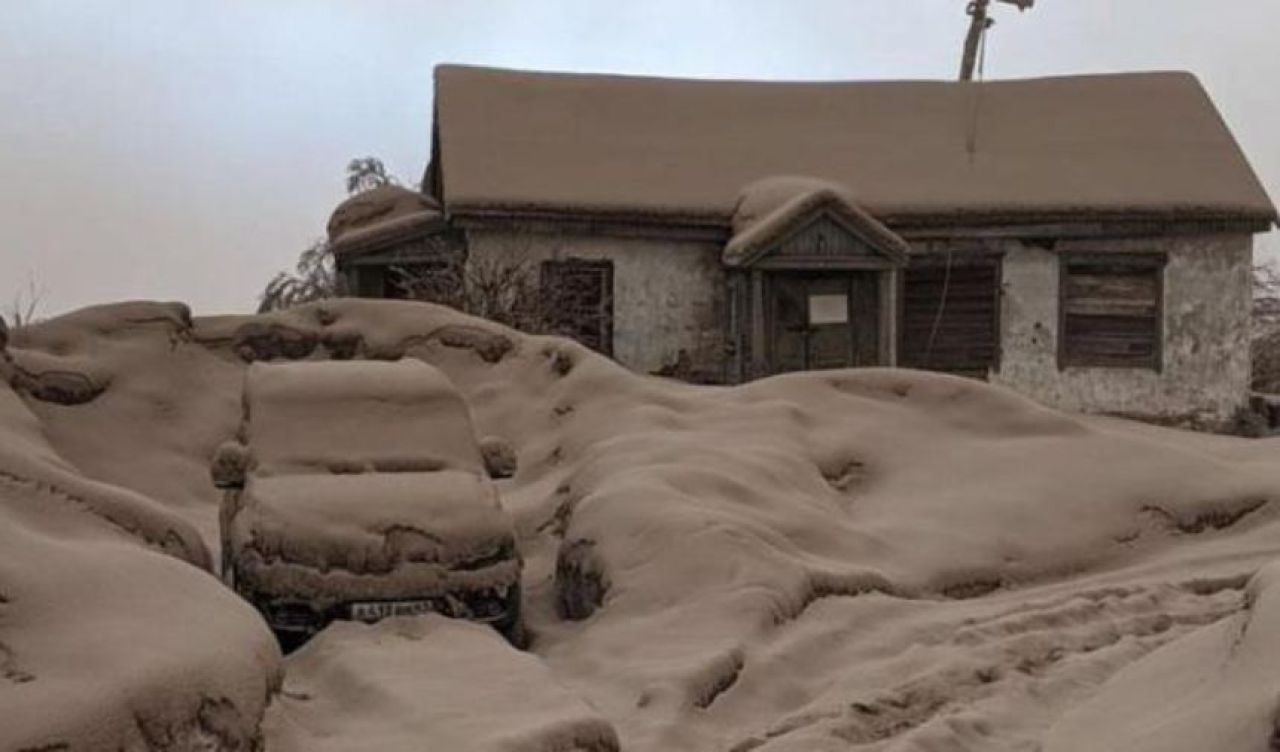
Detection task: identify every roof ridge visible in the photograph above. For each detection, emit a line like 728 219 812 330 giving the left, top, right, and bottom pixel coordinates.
434 63 1202 88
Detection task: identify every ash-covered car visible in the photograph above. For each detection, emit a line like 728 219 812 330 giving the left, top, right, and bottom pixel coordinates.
211 359 523 648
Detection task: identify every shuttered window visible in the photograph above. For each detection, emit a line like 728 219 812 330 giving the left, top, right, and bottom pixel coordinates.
900 258 1001 379
1059 255 1163 370
541 259 614 356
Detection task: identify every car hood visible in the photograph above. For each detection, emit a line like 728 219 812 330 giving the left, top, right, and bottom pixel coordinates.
230 470 515 574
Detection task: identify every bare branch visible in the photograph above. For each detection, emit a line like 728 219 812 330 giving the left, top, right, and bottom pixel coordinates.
257 239 343 313
6 273 47 327
258 155 401 312
390 252 555 334
1254 259 1280 326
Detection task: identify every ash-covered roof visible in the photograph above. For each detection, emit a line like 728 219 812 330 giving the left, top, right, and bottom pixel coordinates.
328 184 445 257
434 65 1276 227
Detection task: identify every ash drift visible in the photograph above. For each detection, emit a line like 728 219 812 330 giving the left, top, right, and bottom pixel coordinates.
3 299 1280 751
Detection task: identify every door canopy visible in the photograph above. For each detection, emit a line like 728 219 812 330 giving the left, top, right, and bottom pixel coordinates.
724 176 910 270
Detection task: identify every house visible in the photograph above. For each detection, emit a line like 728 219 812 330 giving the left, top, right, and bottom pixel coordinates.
327 64 1277 427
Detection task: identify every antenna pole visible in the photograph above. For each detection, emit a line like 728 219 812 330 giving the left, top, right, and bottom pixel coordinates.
959 0 1033 81
959 0 991 82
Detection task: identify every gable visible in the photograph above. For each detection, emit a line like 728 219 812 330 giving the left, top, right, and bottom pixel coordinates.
724 179 910 268
753 212 898 269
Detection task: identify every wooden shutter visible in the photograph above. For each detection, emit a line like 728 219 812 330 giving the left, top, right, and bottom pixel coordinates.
900 258 1001 378
1060 256 1163 369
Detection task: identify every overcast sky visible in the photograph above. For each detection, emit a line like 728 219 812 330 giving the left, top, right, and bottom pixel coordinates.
3 1 1278 318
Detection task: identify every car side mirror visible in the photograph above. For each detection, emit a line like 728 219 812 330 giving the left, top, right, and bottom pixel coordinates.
211 440 252 489
480 436 518 480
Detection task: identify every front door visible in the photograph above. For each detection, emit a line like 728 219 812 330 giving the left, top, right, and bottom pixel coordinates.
768 273 880 373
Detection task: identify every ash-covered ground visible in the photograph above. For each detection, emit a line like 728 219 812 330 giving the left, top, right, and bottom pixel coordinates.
4 299 1280 751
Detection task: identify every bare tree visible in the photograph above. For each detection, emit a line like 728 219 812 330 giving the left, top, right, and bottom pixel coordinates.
1254 259 1280 325
392 254 554 334
1251 258 1280 399
258 156 402 311
258 239 342 313
6 274 47 327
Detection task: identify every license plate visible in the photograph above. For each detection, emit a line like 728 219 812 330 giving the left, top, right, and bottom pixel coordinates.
349 599 438 621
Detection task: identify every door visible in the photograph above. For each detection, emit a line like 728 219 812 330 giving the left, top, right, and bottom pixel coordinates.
767 273 880 373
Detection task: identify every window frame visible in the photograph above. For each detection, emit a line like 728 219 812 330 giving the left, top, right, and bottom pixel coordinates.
539 257 615 357
1057 252 1166 372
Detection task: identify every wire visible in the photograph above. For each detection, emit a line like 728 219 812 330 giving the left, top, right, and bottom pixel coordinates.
922 245 954 369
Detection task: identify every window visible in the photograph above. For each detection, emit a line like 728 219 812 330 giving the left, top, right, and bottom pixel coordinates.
900 257 1001 378
1059 255 1164 370
540 259 614 356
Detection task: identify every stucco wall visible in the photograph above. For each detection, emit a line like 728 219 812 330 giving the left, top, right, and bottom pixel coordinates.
464 228 727 380
466 226 1252 423
993 234 1253 426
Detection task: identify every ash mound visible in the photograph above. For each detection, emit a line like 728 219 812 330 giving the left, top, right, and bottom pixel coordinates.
3 298 1280 751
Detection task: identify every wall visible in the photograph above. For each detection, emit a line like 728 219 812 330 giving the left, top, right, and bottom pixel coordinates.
464 228 727 380
360 225 1253 424
993 234 1253 427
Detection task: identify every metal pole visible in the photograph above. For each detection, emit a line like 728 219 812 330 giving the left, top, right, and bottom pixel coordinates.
959 0 992 82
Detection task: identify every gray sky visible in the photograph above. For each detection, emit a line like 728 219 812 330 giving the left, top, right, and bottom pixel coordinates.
3 0 1278 318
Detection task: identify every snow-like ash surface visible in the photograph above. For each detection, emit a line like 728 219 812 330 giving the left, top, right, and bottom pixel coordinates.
3 298 1280 750
227 358 517 605
0 352 280 751
264 615 619 752
243 358 486 476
